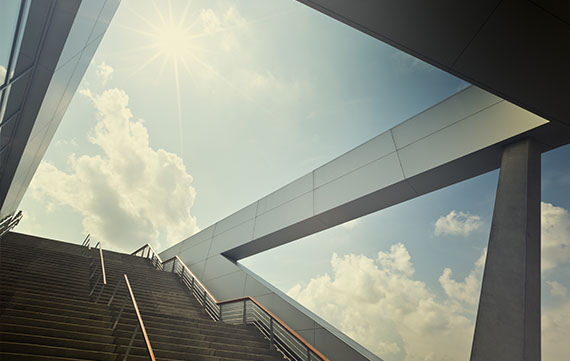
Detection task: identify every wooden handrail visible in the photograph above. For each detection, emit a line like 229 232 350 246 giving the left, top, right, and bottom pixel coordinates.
131 244 149 255
161 256 329 361
131 243 163 263
124 274 156 361
217 296 329 361
98 243 106 285
163 256 218 302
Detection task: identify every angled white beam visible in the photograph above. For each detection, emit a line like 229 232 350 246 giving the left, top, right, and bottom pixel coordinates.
160 86 569 361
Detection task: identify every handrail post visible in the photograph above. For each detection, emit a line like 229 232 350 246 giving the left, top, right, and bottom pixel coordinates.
123 324 140 361
307 346 311 361
243 299 247 325
219 303 223 321
108 279 122 306
90 274 101 297
203 290 207 311
269 317 274 349
112 296 128 331
172 257 176 272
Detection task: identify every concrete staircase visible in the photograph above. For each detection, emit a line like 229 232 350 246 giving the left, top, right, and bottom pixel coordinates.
0 232 284 361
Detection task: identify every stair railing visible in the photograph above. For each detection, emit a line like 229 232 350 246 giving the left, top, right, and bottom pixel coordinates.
0 210 22 239
107 274 157 361
131 243 163 271
80 234 91 255
87 241 108 303
132 245 328 361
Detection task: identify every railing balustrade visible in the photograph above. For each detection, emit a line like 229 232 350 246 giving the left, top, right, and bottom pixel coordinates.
82 241 155 360
0 210 22 239
133 245 328 361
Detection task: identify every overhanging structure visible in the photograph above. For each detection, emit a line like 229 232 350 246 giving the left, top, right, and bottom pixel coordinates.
295 0 570 131
0 0 120 219
160 86 570 361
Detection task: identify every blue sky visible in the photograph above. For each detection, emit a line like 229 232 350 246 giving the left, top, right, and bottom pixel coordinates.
16 1 569 361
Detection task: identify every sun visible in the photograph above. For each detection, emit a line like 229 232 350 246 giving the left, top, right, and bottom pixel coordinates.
151 21 193 62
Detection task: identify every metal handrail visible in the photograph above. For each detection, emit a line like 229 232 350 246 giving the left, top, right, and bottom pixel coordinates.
86 241 107 303
131 243 163 271
81 241 155 360
0 210 22 238
107 274 156 361
134 250 329 361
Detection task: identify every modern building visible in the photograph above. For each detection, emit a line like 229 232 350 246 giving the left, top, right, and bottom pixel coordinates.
0 1 568 361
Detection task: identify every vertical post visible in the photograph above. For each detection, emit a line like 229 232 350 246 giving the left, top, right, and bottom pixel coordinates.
172 258 176 273
307 346 311 361
218 303 223 321
242 300 247 325
269 317 274 349
203 290 207 311
470 139 541 361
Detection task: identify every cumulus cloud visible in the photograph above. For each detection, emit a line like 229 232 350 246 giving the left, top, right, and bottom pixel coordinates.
199 7 245 52
439 249 486 306
342 218 361 230
288 243 486 361
543 296 570 361
542 202 570 272
548 281 568 298
96 61 113 84
28 88 199 252
434 210 483 237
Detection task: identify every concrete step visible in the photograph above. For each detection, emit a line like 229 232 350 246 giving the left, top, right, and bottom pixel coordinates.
0 323 115 344
0 315 113 336
0 341 117 361
0 332 116 353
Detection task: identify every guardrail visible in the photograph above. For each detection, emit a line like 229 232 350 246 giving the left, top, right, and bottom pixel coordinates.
82 241 155 360
87 241 107 303
131 243 163 271
133 245 328 361
107 274 156 361
0 210 22 239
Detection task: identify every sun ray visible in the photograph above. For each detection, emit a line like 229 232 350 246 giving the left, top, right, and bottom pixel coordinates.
120 1 301 161
173 58 185 159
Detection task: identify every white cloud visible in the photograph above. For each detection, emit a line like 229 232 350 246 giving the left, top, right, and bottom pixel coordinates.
28 88 199 252
342 218 361 230
434 210 483 237
199 7 245 52
543 296 570 361
288 243 485 361
96 61 113 85
439 249 486 306
542 202 570 272
548 281 568 298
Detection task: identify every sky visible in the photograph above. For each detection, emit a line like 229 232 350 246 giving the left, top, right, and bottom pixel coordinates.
15 1 570 361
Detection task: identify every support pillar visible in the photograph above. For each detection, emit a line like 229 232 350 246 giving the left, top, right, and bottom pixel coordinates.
470 138 541 361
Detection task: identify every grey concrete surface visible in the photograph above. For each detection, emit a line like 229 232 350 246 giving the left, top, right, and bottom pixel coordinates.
470 138 541 361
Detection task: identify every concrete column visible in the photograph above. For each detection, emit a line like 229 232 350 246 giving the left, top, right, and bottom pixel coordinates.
470 138 541 361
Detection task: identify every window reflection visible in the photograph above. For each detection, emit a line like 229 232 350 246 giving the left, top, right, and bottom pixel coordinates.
0 0 22 85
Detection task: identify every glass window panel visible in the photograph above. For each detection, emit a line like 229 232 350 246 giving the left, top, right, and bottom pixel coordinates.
0 0 22 85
